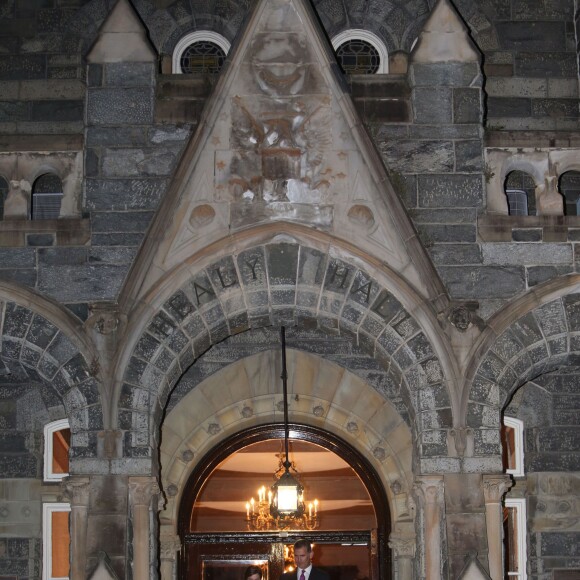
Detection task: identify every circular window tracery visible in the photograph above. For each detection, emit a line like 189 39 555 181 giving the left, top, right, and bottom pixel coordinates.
336 39 380 74
331 29 389 74
172 31 231 74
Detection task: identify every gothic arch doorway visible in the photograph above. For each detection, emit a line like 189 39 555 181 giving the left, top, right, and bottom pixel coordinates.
178 424 392 580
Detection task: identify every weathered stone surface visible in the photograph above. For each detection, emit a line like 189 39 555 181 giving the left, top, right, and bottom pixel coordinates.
87 87 154 125
481 243 573 265
438 265 526 299
418 175 484 207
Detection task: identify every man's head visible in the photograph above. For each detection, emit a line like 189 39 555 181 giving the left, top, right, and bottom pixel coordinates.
293 540 313 570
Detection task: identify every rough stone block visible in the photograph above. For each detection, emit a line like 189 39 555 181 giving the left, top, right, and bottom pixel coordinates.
381 139 454 173
417 224 476 243
455 140 484 171
497 21 567 51
31 99 83 121
513 229 542 242
516 52 577 78
418 174 484 208
0 55 46 80
532 98 579 118
482 243 572 265
453 88 482 124
87 87 154 125
487 97 532 118
104 62 155 87
413 87 452 124
428 243 483 265
438 265 526 299
486 77 547 98
410 62 480 87
91 211 154 233
0 101 30 122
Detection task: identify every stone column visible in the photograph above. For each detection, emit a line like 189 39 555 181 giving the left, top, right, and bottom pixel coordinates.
160 534 181 580
129 477 160 580
64 476 90 580
483 475 512 580
415 476 444 580
388 535 415 580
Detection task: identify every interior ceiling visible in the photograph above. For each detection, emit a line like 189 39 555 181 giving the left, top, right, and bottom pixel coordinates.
194 439 375 518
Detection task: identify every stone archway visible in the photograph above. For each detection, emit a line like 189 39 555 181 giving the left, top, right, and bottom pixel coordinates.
0 283 102 468
117 239 455 476
158 350 414 579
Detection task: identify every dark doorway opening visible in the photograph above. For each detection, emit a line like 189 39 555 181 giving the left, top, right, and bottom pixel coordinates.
178 424 392 580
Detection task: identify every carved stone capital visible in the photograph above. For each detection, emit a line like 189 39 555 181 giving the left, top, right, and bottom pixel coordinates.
388 535 416 559
483 474 512 503
128 477 160 507
63 477 91 507
160 535 182 561
414 476 445 507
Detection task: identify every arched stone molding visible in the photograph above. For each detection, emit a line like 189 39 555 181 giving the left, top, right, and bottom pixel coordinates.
484 148 579 216
331 30 389 73
463 274 580 466
115 238 458 473
0 281 103 466
171 31 231 73
0 151 83 219
159 350 414 536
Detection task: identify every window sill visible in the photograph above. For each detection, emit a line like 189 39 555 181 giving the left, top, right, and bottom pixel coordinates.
0 218 90 247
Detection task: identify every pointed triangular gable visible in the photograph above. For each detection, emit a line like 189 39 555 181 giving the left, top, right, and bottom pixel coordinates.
87 0 156 63
412 0 480 63
124 0 447 305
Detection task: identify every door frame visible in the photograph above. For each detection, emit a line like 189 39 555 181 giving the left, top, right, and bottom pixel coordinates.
178 423 392 579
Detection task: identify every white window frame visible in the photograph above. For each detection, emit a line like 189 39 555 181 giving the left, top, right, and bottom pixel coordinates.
42 502 71 580
172 31 231 74
44 419 70 482
504 416 525 478
331 29 389 74
504 497 527 580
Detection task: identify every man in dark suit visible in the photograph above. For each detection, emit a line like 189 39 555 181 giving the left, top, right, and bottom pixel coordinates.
280 539 329 580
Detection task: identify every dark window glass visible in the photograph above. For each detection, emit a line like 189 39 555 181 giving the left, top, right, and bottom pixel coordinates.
0 176 8 220
560 171 580 216
32 173 63 220
180 41 226 74
336 39 380 74
505 170 536 216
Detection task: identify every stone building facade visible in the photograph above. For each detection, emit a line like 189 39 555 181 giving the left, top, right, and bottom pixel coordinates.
0 0 579 578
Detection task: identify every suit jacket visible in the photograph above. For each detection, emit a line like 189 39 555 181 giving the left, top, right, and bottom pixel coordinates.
280 566 330 580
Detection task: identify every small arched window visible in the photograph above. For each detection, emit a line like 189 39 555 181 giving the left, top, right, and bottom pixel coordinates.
559 170 580 216
172 31 230 74
44 419 71 482
504 170 536 216
331 30 388 74
32 173 63 220
0 175 8 220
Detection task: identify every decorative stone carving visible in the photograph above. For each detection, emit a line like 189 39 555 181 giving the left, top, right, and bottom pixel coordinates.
241 405 253 418
415 476 445 580
312 405 324 417
389 535 416 558
166 484 178 497
346 421 359 433
482 475 512 580
190 204 216 228
207 423 221 435
373 447 386 461
449 426 473 457
181 449 194 462
160 535 181 560
390 480 402 495
347 205 375 230
64 477 91 507
482 475 512 504
128 477 160 507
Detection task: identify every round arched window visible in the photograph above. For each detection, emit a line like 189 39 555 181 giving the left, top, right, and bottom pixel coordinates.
32 173 63 220
331 30 389 74
172 31 230 74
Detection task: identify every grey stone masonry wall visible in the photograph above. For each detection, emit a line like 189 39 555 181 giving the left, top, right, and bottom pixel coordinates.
0 0 86 136
506 372 580 579
84 62 191 307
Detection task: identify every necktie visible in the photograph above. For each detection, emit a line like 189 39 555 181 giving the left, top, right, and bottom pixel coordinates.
299 570 305 580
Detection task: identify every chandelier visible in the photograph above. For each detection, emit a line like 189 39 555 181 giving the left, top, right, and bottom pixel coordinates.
244 327 320 531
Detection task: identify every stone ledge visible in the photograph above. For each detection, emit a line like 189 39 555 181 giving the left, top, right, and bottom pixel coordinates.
478 214 580 242
0 134 83 152
485 130 580 148
0 218 91 247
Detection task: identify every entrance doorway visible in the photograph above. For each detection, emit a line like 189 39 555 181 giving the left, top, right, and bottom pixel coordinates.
178 424 392 579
